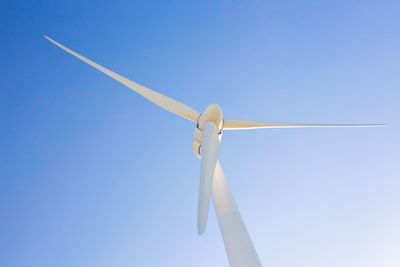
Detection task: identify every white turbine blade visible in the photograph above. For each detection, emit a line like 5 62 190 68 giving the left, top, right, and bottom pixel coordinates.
198 122 220 235
44 36 201 122
223 119 387 130
212 161 262 267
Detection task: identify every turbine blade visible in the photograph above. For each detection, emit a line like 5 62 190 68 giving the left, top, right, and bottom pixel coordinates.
223 119 387 130
198 122 220 235
44 36 201 122
212 161 262 267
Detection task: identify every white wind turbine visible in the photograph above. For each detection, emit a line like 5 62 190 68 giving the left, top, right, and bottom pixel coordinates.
45 36 385 267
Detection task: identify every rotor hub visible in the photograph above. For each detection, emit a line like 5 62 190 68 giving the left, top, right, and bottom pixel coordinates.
192 104 223 158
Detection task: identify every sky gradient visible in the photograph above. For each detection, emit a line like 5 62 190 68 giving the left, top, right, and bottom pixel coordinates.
1 1 399 266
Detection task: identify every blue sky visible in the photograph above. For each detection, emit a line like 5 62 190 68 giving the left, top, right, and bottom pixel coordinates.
1 1 399 266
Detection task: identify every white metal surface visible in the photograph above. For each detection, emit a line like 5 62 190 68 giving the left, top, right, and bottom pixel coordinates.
198 122 221 234
212 161 262 267
223 119 386 130
44 36 201 122
198 104 223 131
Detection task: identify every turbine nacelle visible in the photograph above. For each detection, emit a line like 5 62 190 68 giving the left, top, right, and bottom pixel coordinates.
192 104 223 158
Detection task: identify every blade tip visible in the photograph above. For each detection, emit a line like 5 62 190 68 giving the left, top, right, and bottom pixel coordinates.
197 220 206 235
197 227 205 235
44 35 55 43
364 124 389 127
44 35 53 43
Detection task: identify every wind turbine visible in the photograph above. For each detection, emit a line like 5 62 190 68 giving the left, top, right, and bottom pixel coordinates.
45 36 385 267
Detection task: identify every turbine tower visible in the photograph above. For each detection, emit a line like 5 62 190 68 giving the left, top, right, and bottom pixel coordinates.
45 36 385 267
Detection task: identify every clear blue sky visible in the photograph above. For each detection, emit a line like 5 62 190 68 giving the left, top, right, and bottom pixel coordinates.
1 1 399 266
